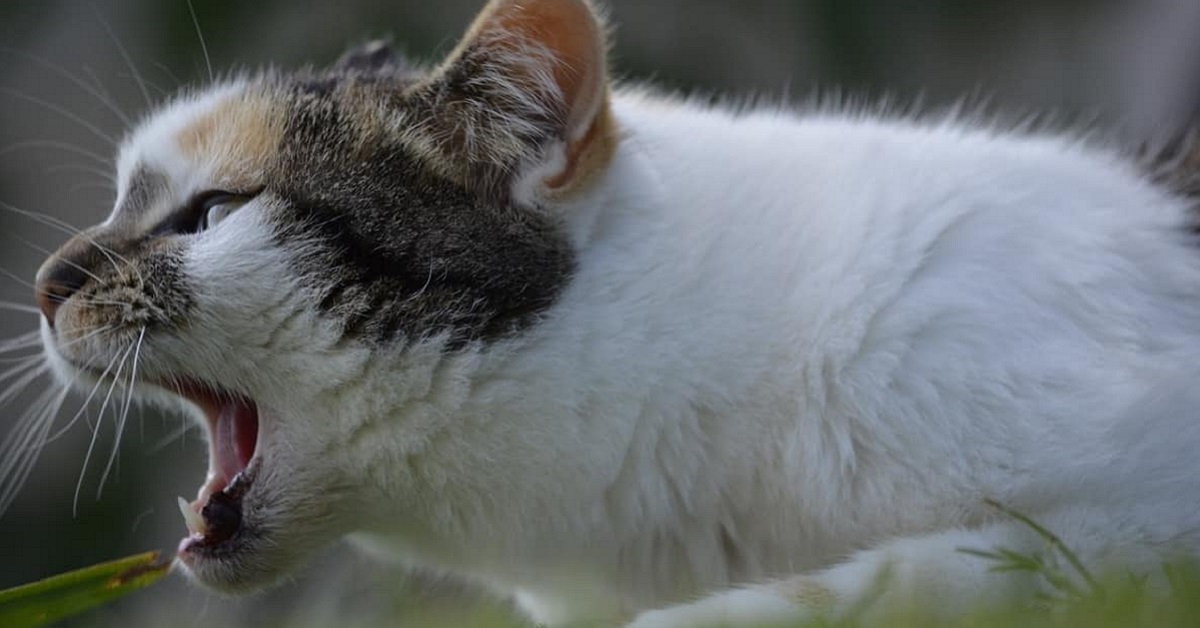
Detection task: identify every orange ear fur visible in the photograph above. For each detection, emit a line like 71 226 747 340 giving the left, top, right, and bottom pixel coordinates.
439 0 617 194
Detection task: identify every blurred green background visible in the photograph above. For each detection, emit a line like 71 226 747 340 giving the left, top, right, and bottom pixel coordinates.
0 0 1198 625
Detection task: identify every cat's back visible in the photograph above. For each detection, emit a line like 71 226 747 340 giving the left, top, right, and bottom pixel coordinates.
548 91 1200 518
595 91 1200 363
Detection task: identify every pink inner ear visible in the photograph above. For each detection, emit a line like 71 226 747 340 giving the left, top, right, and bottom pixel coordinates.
480 0 607 138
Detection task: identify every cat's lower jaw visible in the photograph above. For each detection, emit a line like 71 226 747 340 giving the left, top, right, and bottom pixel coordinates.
159 381 273 590
166 391 359 593
168 407 306 592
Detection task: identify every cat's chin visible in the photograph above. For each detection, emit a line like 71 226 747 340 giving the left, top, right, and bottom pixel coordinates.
164 381 346 592
165 380 317 593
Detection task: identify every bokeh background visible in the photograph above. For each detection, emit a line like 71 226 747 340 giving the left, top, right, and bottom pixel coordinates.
1 0 1198 625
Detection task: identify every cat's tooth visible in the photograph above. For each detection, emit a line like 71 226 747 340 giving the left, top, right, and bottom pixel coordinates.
178 496 207 536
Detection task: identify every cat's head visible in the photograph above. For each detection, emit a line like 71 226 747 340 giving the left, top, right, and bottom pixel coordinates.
32 0 613 591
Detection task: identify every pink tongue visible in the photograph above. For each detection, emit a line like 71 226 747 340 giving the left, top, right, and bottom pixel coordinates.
215 401 258 482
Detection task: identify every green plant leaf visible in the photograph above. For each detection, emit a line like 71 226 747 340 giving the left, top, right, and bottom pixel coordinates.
0 551 172 628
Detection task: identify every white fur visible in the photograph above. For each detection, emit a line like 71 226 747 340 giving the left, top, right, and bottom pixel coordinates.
56 74 1200 626
341 93 1200 625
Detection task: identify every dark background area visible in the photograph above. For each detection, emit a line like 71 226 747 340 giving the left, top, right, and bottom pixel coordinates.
1 1 1198 625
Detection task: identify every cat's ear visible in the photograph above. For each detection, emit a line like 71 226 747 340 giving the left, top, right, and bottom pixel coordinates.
335 39 413 74
409 0 615 203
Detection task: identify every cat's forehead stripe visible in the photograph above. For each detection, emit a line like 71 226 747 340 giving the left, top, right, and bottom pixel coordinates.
175 89 286 190
116 166 169 220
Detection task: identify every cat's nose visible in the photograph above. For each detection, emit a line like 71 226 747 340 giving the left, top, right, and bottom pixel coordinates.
35 259 90 329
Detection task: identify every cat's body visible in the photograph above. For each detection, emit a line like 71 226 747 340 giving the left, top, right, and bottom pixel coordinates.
354 94 1200 625
23 1 1200 626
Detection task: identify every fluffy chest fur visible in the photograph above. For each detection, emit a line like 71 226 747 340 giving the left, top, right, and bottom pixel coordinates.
21 1 1200 626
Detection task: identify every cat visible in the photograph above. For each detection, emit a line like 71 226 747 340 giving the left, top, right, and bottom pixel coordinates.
22 0 1200 625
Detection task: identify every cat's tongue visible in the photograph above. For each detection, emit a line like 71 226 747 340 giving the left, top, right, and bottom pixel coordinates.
213 400 258 485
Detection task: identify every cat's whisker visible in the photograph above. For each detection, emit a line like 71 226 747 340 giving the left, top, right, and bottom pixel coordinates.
43 336 124 446
0 47 133 127
0 301 43 316
0 268 40 292
38 292 137 310
12 237 106 285
81 66 117 105
0 362 55 516
187 0 215 84
0 342 42 363
0 199 132 274
0 353 42 366
0 199 107 249
3 268 137 310
56 324 118 352
116 72 170 100
0 362 51 410
0 382 69 516
46 163 116 184
151 62 185 93
44 399 97 447
0 140 111 166
67 182 118 196
0 254 140 312
0 201 148 288
72 339 136 515
0 354 42 365
0 383 58 467
0 357 48 395
147 418 199 455
0 350 45 380
96 327 146 498
81 405 96 435
0 88 117 148
0 330 43 351
94 10 154 112
0 197 90 234
0 345 44 368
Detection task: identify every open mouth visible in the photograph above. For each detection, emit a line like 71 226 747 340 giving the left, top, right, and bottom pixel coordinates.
169 381 260 556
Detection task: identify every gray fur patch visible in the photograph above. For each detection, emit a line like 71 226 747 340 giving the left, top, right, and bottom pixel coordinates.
116 166 169 222
334 39 418 77
260 69 575 346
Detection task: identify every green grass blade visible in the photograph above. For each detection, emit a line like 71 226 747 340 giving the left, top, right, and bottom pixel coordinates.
0 551 172 628
983 499 1102 595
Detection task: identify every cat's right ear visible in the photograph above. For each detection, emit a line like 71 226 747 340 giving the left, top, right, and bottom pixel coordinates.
407 0 616 204
335 39 412 74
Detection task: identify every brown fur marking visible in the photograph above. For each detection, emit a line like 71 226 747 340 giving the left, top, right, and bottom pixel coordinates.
177 92 285 191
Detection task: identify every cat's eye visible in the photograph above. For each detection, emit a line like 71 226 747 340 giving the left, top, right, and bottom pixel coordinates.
151 190 258 238
196 193 249 232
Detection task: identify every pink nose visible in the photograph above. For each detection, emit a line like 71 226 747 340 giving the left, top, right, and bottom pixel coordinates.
35 261 88 328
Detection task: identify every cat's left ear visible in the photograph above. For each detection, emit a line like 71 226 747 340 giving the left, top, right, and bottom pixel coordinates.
409 0 615 203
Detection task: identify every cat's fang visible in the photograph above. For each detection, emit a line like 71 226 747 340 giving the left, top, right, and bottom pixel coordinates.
178 495 208 537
